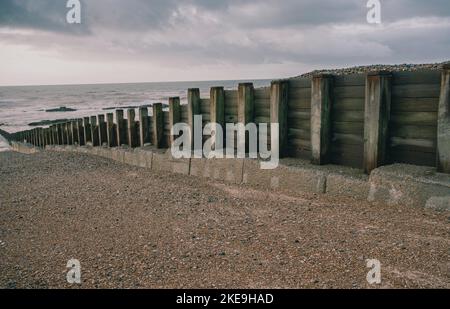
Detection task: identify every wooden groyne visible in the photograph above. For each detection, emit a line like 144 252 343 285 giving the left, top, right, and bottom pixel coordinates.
4 65 450 175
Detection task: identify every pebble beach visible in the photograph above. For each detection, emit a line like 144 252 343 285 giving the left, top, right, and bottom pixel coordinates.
0 151 448 289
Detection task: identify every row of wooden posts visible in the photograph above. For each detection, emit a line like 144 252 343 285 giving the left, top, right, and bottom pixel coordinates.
8 67 450 174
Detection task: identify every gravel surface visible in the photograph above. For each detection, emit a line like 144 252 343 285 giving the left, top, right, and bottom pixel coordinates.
294 61 450 78
0 151 448 289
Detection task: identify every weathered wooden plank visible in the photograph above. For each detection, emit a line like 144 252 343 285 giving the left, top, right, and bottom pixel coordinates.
106 113 116 147
289 88 311 99
334 74 365 87
255 116 270 123
311 74 333 165
200 99 210 113
115 110 127 146
437 65 450 173
211 87 225 148
255 98 270 108
225 105 238 116
168 97 180 147
332 122 364 134
188 88 201 150
224 90 238 100
392 84 441 98
330 151 363 169
254 88 270 99
333 98 364 111
270 80 290 157
390 144 435 154
289 78 311 89
391 97 439 112
333 111 364 122
390 148 436 167
288 128 310 140
288 97 310 109
334 86 365 99
332 133 364 145
392 70 441 86
255 107 270 117
127 109 139 148
289 120 311 130
152 103 164 148
363 72 392 173
287 110 311 120
289 138 312 149
332 143 364 155
390 137 435 148
390 125 436 140
390 112 437 125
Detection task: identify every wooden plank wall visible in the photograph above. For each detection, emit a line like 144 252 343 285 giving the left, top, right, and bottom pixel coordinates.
200 98 211 144
389 70 440 166
288 78 311 159
254 87 271 146
225 90 238 149
163 110 170 148
180 104 189 124
330 74 366 168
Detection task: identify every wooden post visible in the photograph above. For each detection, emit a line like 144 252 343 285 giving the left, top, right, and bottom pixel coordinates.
364 71 392 174
56 124 62 145
52 126 56 145
139 107 150 147
67 122 74 145
168 97 181 147
50 125 56 145
210 87 225 150
437 64 450 173
71 120 79 145
238 83 255 152
77 119 85 146
46 128 51 146
38 128 44 148
106 113 116 147
187 88 201 151
51 126 56 145
35 128 40 147
83 117 92 145
115 110 128 147
152 103 164 148
37 128 41 146
42 128 47 147
311 74 333 165
127 109 138 148
98 114 107 146
47 128 52 146
270 80 289 158
35 128 40 146
90 116 99 146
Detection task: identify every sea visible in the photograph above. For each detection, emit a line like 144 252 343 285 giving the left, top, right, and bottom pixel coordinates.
0 79 271 152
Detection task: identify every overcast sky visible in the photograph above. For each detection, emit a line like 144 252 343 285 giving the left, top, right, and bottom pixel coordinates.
0 0 449 86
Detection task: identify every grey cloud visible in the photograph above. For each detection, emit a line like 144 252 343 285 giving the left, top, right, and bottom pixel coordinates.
0 0 449 79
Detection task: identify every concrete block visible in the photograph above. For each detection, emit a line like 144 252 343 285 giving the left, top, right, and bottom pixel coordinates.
123 149 139 166
243 158 327 194
425 196 450 212
111 148 126 163
368 164 450 208
135 149 153 169
190 158 244 184
326 173 370 200
152 149 190 175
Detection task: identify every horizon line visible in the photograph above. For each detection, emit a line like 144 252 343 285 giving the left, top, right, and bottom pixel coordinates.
0 77 277 88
